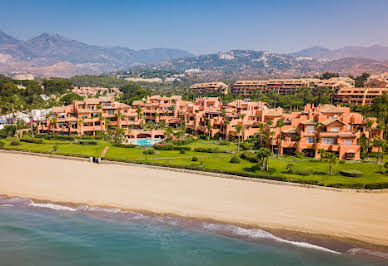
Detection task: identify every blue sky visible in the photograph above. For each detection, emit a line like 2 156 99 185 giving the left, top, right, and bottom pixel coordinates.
1 0 387 54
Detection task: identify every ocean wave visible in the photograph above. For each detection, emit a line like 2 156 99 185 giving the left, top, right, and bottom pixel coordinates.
347 248 388 259
29 202 76 212
0 204 14 207
204 224 341 254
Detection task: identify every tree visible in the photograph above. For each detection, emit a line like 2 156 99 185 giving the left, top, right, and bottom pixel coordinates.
257 147 271 171
313 122 324 158
354 72 370 88
318 148 326 161
142 148 155 160
276 118 284 158
365 119 374 159
235 124 243 155
164 127 173 140
326 152 337 176
59 93 84 105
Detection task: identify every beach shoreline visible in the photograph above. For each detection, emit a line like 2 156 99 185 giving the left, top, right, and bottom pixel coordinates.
1 151 388 254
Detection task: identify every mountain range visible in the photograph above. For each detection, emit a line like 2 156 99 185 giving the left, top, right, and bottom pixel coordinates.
290 45 388 61
1 30 388 78
0 31 193 77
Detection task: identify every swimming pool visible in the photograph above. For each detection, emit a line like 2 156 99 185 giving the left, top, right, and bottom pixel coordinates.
129 138 162 146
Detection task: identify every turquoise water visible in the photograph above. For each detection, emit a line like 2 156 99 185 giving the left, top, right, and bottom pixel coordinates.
0 197 385 266
131 138 161 146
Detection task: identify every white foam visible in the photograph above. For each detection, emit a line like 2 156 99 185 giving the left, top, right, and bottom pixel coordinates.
0 204 14 207
29 202 76 212
204 224 340 254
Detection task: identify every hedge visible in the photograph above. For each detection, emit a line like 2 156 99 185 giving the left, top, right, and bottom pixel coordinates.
20 138 44 144
339 170 363 177
35 134 75 141
193 147 228 153
112 143 137 148
78 140 98 145
0 141 4 148
10 141 20 146
154 144 191 151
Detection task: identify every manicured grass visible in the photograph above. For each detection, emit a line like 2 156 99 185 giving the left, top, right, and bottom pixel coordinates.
1 138 387 188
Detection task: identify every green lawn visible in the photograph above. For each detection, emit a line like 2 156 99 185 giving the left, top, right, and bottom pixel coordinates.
1 138 387 188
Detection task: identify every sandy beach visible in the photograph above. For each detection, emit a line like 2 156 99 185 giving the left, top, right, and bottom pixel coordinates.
1 151 388 248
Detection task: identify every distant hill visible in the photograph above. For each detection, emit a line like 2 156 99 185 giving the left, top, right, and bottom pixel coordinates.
290 45 388 61
0 31 194 77
131 49 388 80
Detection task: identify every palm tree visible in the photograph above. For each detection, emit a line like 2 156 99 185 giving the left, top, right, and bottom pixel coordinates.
257 147 271 171
269 131 276 154
313 122 324 158
164 127 173 140
235 124 243 155
115 110 123 128
318 148 326 161
365 119 374 159
77 117 84 136
326 152 337 176
276 118 284 158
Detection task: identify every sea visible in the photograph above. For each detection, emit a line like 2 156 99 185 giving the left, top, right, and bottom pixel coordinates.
0 196 387 266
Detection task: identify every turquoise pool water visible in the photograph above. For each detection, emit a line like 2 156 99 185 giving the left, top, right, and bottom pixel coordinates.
131 138 161 146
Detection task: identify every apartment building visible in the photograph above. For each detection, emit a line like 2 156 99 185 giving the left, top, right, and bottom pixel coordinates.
231 77 355 96
38 95 381 160
266 104 382 160
334 87 388 105
314 77 355 91
190 82 229 95
231 78 318 96
132 95 189 127
366 72 388 88
72 87 122 98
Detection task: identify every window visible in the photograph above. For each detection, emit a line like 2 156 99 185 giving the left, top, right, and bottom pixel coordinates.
347 125 351 132
306 136 314 143
322 138 336 145
344 139 353 146
306 125 314 133
329 127 340 132
107 110 114 115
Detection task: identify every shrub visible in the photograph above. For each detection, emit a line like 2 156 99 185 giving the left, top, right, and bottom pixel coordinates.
142 148 155 155
230 156 241 164
191 156 198 161
0 125 16 139
364 183 388 189
0 141 4 147
295 169 312 176
339 160 345 164
53 144 58 151
339 170 363 177
295 151 304 158
240 142 252 150
179 149 185 154
78 140 98 145
10 141 20 146
267 168 276 174
113 143 137 148
286 163 295 174
194 147 228 153
20 138 44 144
154 144 191 151
240 151 258 163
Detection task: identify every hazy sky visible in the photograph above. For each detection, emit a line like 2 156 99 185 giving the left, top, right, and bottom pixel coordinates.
1 0 387 54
